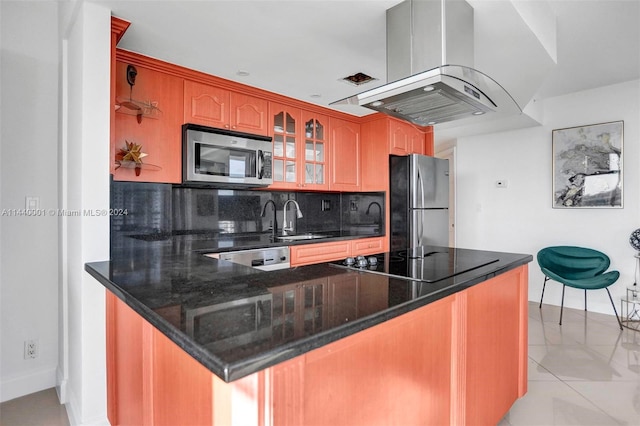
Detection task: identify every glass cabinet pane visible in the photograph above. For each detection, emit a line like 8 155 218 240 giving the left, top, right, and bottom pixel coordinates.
305 141 314 161
274 134 284 157
316 164 324 184
285 160 296 182
316 121 324 140
286 137 296 158
274 112 284 132
316 142 324 162
285 112 296 134
274 159 284 181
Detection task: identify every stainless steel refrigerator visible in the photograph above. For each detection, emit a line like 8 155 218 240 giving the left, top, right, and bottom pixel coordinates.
389 154 449 250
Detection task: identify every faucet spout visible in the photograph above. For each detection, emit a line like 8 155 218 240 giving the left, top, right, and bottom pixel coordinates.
261 199 278 239
282 199 303 235
366 201 383 233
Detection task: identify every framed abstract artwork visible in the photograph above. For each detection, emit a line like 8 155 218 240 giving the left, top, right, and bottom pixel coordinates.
552 121 623 208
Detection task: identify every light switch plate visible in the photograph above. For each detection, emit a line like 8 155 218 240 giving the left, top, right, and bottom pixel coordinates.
25 196 40 209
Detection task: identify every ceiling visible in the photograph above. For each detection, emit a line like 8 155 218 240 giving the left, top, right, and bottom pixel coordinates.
97 0 640 139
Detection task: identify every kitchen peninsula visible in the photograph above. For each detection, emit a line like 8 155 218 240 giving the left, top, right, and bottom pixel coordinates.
86 237 531 426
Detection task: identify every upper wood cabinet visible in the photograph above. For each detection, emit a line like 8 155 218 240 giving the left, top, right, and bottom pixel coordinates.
269 103 301 189
329 118 361 191
269 104 329 190
113 61 183 183
301 110 330 190
183 80 268 135
389 119 426 155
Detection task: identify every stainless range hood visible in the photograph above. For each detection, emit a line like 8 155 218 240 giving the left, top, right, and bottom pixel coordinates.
332 0 521 127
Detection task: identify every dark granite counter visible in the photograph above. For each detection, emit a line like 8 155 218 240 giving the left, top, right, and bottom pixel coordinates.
86 238 532 382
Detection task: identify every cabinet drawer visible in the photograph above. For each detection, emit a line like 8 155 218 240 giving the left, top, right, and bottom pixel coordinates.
290 241 351 267
350 237 384 256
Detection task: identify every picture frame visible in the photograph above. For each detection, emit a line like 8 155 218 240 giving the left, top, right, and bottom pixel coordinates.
552 121 623 208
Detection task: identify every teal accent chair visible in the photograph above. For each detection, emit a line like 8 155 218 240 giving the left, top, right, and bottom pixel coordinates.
537 246 623 329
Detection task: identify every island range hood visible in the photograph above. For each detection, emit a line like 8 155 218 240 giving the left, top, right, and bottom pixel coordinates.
332 0 521 127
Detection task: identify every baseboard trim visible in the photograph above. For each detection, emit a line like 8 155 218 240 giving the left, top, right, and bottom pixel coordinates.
0 366 57 403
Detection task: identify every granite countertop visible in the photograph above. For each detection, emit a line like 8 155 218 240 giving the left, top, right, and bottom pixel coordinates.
86 239 532 382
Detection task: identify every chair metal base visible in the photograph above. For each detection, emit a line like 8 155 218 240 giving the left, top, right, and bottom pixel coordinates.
539 276 623 330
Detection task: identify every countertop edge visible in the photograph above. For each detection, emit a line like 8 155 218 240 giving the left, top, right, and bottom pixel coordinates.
85 252 532 382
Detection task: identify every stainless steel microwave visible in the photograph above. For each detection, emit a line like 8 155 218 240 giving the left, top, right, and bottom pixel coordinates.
182 124 273 187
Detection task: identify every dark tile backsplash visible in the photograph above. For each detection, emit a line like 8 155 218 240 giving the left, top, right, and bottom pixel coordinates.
111 180 384 250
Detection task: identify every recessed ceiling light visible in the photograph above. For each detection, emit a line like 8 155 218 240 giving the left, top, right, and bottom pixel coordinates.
427 121 437 125
236 70 250 77
423 85 435 92
371 101 383 107
472 111 485 115
310 94 321 99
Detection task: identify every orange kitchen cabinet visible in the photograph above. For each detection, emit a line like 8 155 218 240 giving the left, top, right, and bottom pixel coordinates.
113 61 183 183
300 293 454 426
300 110 330 190
360 118 390 192
290 240 351 266
350 237 385 256
389 118 427 155
464 265 529 424
105 264 528 425
269 102 301 189
269 104 330 191
183 79 268 136
330 118 361 191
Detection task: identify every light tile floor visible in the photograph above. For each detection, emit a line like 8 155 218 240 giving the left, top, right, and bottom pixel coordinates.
500 302 640 426
1 302 638 426
0 387 69 426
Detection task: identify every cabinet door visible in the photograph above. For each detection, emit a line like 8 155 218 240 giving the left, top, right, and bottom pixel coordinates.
389 119 412 155
290 241 351 266
269 103 301 190
114 61 183 183
300 111 329 190
183 80 229 129
410 129 426 155
230 92 268 135
330 118 361 191
360 118 390 192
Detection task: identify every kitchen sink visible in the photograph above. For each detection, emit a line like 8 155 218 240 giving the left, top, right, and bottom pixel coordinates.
276 234 329 241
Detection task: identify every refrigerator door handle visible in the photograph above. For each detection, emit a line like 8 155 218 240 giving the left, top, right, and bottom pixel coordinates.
417 169 425 242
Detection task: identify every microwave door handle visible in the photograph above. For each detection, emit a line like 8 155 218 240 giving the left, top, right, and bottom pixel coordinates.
257 150 264 179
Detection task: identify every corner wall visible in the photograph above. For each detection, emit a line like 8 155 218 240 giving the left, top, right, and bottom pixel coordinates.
62 1 110 424
0 0 60 402
454 79 640 315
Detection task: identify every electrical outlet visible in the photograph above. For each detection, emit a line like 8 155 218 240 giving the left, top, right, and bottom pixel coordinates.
350 200 358 211
24 339 38 359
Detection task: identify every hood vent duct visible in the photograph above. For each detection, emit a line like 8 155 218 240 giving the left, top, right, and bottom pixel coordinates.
332 0 521 127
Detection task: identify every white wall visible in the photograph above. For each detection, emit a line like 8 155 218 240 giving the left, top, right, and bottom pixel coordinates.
62 2 110 424
1 1 110 424
0 0 60 402
454 79 640 315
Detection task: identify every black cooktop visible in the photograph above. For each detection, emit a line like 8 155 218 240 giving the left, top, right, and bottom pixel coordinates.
330 246 500 283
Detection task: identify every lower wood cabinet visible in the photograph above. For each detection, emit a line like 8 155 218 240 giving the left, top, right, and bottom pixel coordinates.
289 237 386 267
106 265 528 426
289 240 351 266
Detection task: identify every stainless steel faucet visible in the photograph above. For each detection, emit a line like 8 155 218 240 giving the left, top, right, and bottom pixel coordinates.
282 199 303 235
365 201 382 233
260 199 278 239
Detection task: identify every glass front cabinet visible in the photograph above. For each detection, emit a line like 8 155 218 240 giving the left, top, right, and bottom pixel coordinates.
269 103 328 190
